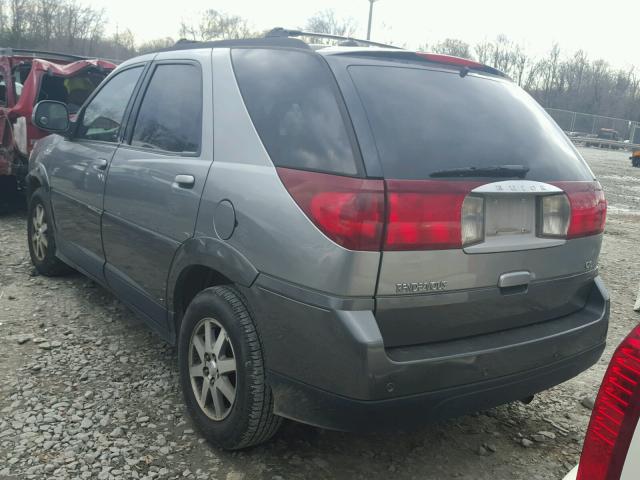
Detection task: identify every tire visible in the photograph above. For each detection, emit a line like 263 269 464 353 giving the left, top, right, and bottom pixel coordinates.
27 188 72 276
178 286 282 450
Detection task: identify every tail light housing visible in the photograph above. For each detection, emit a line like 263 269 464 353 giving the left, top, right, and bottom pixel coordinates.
278 170 606 252
539 194 571 237
577 324 640 480
553 181 607 239
276 168 384 251
461 196 485 246
384 180 482 250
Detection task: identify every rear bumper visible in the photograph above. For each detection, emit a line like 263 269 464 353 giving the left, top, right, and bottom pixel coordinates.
269 344 604 431
244 275 609 431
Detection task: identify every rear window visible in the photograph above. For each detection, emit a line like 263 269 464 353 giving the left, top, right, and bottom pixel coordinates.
232 48 359 175
348 65 593 181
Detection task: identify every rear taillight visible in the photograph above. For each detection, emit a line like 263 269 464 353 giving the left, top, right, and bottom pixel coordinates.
276 168 384 251
384 180 481 251
539 194 571 237
553 181 607 239
278 171 606 252
577 325 640 480
461 196 485 246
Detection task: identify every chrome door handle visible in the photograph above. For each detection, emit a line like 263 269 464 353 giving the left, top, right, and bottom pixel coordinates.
174 174 195 188
94 159 108 170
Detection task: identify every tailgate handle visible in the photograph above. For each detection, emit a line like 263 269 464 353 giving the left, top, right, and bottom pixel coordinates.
498 271 531 289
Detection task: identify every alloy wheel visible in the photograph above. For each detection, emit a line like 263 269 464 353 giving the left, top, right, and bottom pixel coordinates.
31 203 49 262
188 317 237 421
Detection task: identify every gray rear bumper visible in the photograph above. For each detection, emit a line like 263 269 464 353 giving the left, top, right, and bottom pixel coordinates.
243 275 609 431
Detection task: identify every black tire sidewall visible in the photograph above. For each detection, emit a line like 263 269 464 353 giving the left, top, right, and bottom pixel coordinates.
27 188 61 274
178 287 262 449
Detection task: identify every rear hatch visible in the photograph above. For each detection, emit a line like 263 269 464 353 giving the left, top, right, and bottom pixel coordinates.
326 52 607 348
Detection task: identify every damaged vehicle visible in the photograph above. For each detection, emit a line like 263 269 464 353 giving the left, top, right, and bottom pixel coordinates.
0 48 115 201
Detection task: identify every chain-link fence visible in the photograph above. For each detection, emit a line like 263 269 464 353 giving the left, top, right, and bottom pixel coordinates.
546 108 640 143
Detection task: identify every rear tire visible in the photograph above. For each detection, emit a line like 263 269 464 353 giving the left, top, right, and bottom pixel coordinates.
178 286 282 450
27 188 72 276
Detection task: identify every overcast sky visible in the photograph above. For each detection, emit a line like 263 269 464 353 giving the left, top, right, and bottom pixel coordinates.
92 0 637 69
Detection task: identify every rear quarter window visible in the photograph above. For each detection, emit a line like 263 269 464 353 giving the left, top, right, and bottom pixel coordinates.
347 65 593 181
232 48 360 176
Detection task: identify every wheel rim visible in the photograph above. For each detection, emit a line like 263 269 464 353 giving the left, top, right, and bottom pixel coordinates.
188 317 237 421
31 203 49 262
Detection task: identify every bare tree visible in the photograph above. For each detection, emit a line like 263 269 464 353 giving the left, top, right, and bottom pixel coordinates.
474 41 492 64
179 9 253 41
431 38 473 59
138 37 175 54
305 9 357 37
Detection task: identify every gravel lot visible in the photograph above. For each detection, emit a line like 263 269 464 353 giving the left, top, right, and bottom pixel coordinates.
1 147 639 480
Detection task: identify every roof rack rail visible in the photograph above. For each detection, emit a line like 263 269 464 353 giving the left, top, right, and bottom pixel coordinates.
0 47 91 62
265 28 402 50
161 36 310 53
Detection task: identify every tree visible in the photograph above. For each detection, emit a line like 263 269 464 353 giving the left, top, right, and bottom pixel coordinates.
138 37 175 54
431 38 473 59
179 9 253 41
305 9 357 37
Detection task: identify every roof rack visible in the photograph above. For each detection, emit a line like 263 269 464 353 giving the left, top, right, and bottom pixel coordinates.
0 47 92 62
265 28 402 50
162 36 310 53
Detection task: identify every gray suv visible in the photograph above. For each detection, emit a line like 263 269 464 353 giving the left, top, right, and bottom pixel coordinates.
26 30 610 450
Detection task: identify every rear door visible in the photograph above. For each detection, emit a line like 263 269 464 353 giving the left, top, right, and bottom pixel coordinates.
331 55 604 347
102 51 212 330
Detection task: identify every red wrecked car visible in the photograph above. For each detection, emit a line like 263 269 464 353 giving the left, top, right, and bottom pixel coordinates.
0 48 116 201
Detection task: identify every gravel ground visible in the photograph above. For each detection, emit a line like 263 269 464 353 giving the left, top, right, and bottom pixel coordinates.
1 147 639 480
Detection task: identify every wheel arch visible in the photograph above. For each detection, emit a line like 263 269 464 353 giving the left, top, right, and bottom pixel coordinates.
167 237 259 340
26 163 50 198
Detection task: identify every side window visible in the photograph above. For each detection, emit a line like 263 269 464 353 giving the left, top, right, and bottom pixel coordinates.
232 49 359 175
131 64 202 154
0 73 7 106
76 66 143 143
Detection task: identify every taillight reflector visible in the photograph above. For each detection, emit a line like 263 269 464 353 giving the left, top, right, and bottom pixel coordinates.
384 180 482 251
577 325 640 480
554 181 607 239
277 168 384 251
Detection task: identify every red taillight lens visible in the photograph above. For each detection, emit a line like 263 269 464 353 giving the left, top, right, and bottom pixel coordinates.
277 167 384 251
554 181 607 238
278 171 606 252
384 180 482 251
577 325 640 480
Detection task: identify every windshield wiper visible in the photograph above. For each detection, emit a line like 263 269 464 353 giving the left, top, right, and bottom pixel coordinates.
429 165 530 178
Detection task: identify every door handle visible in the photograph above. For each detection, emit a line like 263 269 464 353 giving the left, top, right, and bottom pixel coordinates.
174 174 195 188
94 159 108 170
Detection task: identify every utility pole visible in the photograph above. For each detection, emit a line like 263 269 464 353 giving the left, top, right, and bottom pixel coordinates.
366 0 378 40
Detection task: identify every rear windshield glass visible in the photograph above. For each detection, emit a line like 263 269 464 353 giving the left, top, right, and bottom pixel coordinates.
348 65 593 181
232 48 359 175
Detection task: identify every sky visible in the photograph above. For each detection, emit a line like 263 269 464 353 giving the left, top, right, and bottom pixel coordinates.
92 0 638 69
